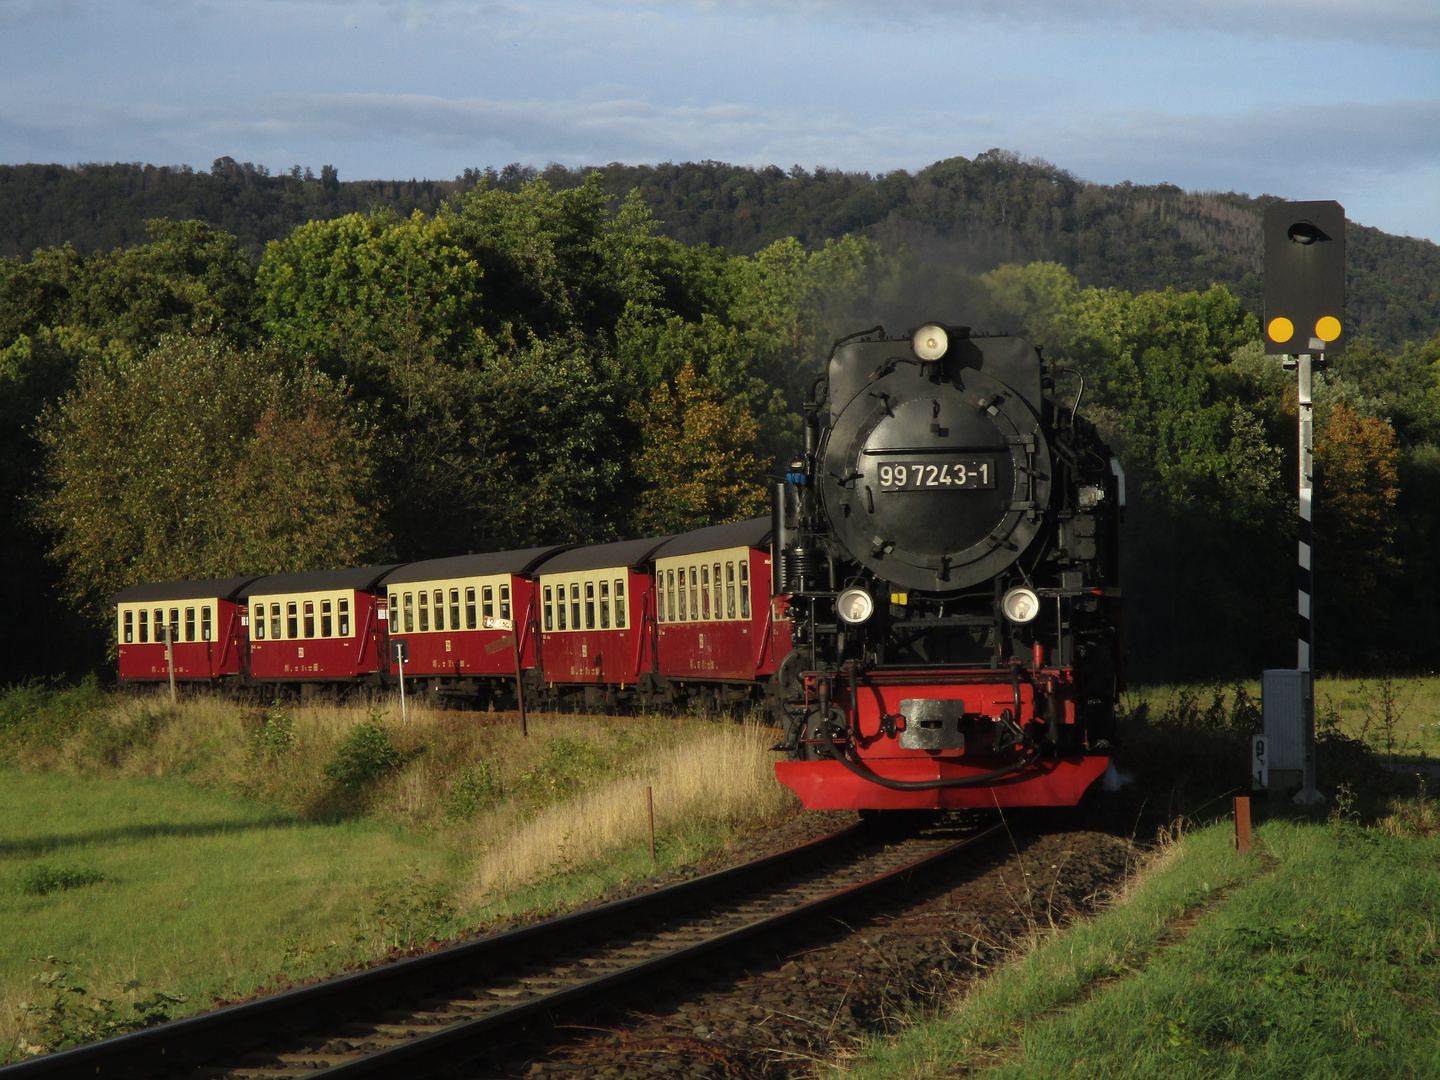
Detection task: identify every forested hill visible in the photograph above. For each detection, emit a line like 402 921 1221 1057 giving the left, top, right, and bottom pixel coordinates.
3 152 1437 350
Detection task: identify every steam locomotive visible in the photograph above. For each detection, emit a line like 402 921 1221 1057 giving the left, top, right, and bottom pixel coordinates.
112 322 1121 812
768 323 1123 810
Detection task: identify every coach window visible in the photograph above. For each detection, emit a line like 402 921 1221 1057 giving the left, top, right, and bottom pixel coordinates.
725 563 736 619
656 574 665 623
668 570 678 621
570 584 581 630
251 606 263 640
689 568 699 621
321 600 333 638
615 579 626 628
270 604 282 640
139 608 149 643
544 586 554 631
389 594 399 633
182 607 194 641
740 563 751 619
702 566 712 620
169 608 180 642
123 610 134 643
585 582 596 629
403 593 414 634
449 590 460 630
202 606 213 641
677 569 687 620
286 603 298 639
713 564 722 618
339 598 350 637
465 587 477 629
303 601 316 638
599 580 611 629
418 591 429 632
433 590 444 631
556 585 567 630
482 586 494 620
500 584 511 621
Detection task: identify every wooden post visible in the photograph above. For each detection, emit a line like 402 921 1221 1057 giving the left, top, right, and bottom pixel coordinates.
165 622 177 704
1234 795 1251 853
511 625 528 738
647 785 656 865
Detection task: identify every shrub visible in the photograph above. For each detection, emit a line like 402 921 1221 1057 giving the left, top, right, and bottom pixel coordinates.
367 868 458 950
15 958 185 1054
84 706 171 767
250 700 297 759
0 676 109 752
515 736 610 804
323 713 408 791
443 762 502 821
20 865 106 896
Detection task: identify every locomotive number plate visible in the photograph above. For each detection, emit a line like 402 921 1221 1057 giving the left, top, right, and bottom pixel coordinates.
875 459 996 490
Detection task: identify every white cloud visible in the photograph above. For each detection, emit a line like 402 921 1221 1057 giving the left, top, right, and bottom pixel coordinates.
681 0 1440 47
4 90 1437 237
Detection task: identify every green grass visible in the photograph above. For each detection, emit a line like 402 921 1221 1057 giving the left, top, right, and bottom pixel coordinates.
0 685 799 1059
1127 675 1440 759
840 810 1440 1079
0 770 464 1056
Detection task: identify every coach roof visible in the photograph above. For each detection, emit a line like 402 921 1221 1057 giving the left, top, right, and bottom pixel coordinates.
652 518 771 560
381 546 570 585
239 565 404 597
112 576 264 605
538 537 674 575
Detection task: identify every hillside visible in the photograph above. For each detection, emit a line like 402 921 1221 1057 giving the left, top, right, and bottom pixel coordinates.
2 153 1437 350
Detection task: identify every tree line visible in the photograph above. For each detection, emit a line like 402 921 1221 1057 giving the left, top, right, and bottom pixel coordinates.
3 153 1437 351
2 171 1437 683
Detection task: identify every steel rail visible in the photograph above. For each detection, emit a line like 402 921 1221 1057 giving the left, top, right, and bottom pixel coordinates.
2 818 1002 1079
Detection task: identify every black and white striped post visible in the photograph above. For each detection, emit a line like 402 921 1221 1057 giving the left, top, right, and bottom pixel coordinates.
1265 200 1343 807
1293 348 1323 805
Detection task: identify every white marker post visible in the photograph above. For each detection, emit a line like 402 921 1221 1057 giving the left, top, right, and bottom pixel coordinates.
395 641 408 726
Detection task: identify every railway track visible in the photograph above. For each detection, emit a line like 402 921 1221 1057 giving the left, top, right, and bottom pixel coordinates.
4 814 1004 1080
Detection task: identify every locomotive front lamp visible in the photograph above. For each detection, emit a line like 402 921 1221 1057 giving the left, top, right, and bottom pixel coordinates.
837 587 875 625
1001 586 1040 624
912 323 949 361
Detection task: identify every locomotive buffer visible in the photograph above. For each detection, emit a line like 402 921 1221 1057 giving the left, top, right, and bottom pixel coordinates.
1262 199 1344 806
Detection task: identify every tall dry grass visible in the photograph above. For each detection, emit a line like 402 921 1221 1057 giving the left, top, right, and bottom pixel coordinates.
467 724 796 902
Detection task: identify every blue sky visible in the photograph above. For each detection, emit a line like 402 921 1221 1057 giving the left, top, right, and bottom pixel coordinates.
2 1 1437 243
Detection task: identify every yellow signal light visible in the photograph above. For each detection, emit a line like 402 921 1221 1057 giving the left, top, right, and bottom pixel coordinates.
1267 317 1294 343
1315 316 1342 342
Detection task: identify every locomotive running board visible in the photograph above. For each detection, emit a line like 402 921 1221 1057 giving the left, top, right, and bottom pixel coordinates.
775 755 1110 810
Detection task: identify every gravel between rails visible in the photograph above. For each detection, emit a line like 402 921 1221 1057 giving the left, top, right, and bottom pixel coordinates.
465 815 1137 1079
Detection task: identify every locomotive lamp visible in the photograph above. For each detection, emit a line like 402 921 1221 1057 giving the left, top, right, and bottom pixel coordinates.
836 587 875 625
911 323 949 360
1001 586 1040 623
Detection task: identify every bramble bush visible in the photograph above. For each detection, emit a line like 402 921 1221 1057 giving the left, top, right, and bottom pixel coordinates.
322 711 412 791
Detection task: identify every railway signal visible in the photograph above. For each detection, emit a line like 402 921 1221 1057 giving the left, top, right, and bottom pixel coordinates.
1264 200 1345 356
1264 199 1344 806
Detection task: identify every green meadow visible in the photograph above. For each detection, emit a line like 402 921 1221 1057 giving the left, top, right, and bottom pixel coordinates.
0 684 796 1058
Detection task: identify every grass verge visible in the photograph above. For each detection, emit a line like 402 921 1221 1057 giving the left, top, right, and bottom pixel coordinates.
839 799 1440 1079
0 682 800 1060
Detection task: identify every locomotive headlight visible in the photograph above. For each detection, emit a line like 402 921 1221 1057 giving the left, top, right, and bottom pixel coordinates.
1001 586 1040 624
837 587 875 625
912 323 949 361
